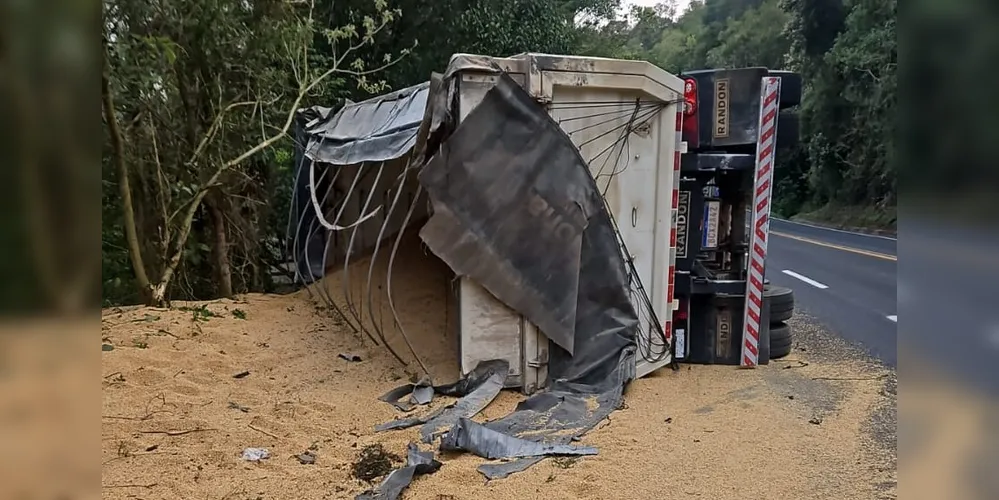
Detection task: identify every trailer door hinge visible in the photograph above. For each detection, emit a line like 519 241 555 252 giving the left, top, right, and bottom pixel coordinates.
527 347 549 368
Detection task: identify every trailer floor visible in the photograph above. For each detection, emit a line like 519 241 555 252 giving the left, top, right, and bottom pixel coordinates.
99 293 895 500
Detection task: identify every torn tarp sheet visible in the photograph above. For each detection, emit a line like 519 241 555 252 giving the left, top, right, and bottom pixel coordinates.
416 72 640 477
303 82 430 166
477 347 633 479
418 71 638 378
417 80 591 355
373 360 509 441
440 417 598 459
377 378 434 412
355 443 441 500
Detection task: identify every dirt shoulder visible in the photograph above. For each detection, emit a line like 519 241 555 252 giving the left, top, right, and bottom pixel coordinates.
101 293 895 500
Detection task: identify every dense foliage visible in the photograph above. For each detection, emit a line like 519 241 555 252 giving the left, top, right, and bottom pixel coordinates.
101 0 896 306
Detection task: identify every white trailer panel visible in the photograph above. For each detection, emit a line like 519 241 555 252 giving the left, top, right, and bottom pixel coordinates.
451 54 684 391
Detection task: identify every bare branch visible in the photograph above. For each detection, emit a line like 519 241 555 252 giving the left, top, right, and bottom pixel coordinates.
185 100 258 166
146 116 171 256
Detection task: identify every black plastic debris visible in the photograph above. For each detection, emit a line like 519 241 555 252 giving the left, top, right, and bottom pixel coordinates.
440 417 597 460
377 376 435 412
410 384 434 405
417 360 508 443
355 443 441 500
374 360 509 440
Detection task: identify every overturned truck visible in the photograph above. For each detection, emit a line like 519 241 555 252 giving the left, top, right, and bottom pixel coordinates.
291 53 686 392
287 53 798 489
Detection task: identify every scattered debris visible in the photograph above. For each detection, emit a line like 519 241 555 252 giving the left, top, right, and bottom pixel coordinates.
227 402 251 413
155 328 179 339
551 456 580 469
295 450 316 465
664 417 673 424
232 308 247 320
352 444 401 482
440 417 598 460
233 371 251 379
339 353 363 362
356 443 441 500
241 448 271 462
377 376 435 412
102 344 115 352
781 360 810 369
248 423 280 439
410 383 434 406
809 417 823 425
139 428 214 437
144 444 159 452
132 340 149 349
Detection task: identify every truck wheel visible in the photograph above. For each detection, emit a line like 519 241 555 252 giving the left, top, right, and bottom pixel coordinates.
764 285 794 323
770 322 793 359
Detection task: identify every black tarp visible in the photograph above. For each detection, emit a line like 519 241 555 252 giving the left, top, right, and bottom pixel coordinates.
288 84 429 283
304 82 429 166
415 73 640 477
418 72 639 382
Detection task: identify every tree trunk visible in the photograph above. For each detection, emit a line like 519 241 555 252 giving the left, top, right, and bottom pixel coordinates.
207 192 234 298
103 37 152 302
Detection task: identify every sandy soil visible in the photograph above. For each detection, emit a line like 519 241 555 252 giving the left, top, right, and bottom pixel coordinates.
102 274 895 499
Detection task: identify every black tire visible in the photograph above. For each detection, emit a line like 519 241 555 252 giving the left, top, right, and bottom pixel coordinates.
769 322 793 359
769 70 802 109
764 285 794 323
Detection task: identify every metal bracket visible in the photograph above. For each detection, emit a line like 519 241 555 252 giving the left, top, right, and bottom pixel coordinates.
526 348 549 369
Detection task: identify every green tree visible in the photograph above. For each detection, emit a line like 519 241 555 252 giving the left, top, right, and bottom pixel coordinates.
102 0 404 306
706 0 790 69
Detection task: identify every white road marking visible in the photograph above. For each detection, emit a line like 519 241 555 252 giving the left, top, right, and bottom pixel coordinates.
771 216 897 241
887 315 897 323
781 269 829 289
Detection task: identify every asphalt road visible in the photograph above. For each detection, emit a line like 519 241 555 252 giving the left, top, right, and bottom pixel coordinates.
765 218 899 366
766 216 999 396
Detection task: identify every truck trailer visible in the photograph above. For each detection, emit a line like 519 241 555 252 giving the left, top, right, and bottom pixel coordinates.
289 53 801 395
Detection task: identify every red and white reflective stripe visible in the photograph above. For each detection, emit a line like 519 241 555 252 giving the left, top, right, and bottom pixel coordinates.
665 110 683 340
741 77 781 368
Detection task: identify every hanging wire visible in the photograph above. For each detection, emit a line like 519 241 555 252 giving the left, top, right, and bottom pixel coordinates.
299 161 351 324
363 156 433 377
555 102 661 126
309 154 382 231
547 99 668 109
561 105 658 138
288 134 359 334
592 99 643 195
574 99 673 364
385 178 435 380
301 147 375 339
341 161 385 346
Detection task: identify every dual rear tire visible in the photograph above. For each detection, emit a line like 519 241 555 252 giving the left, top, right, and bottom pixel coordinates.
763 285 794 359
